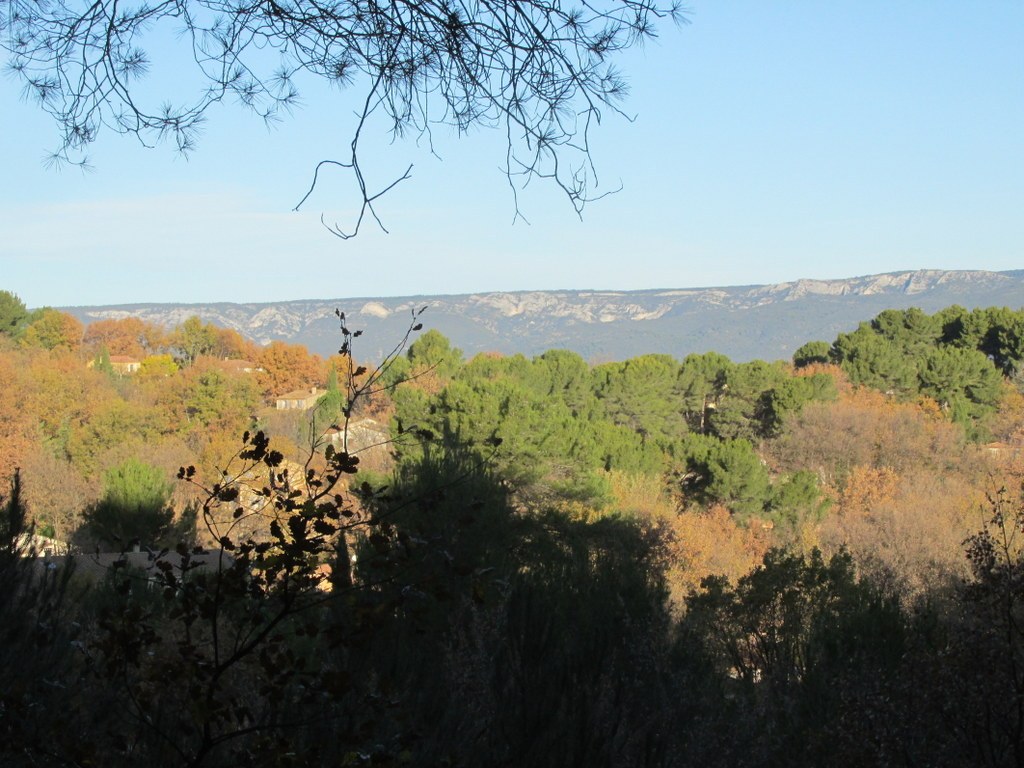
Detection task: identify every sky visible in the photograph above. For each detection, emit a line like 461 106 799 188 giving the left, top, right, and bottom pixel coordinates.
2 1 1022 308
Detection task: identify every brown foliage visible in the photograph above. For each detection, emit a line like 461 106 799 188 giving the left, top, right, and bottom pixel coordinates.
767 385 975 484
17 446 99 540
22 348 116 447
0 353 37 472
793 361 851 392
256 341 323 398
212 327 261 360
604 472 769 612
836 465 901 519
821 468 980 598
989 382 1024 445
608 470 674 521
767 385 996 600
664 504 770 612
83 317 165 357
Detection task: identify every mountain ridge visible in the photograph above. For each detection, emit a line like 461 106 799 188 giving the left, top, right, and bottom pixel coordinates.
62 269 1024 363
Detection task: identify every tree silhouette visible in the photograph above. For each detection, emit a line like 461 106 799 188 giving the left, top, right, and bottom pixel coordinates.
3 0 683 233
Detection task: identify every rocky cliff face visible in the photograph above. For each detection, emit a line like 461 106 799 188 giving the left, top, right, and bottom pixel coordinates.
64 269 1024 363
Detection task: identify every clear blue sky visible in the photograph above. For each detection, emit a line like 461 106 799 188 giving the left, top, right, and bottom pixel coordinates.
2 1 1021 308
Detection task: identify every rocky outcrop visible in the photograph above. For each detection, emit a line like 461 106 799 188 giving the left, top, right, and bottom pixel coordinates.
63 269 1024 363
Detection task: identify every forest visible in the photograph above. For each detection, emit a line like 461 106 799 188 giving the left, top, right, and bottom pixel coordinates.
3 290 1024 767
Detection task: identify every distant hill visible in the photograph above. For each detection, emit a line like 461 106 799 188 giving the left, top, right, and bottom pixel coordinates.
63 269 1024 363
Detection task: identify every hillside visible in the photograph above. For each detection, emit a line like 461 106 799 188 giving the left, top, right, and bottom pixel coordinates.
63 269 1024 362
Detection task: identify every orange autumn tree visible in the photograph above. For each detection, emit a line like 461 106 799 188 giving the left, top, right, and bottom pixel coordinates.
666 504 770 611
256 341 323 399
766 383 990 598
0 350 37 473
167 316 261 365
821 464 980 599
767 384 973 485
211 326 261 361
84 316 166 358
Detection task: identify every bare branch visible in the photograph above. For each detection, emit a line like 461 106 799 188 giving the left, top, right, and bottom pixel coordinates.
3 0 685 233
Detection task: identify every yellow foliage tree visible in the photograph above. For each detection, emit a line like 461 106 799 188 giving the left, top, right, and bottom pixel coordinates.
21 309 83 352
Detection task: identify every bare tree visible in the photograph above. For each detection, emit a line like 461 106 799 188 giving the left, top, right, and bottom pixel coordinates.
2 0 682 234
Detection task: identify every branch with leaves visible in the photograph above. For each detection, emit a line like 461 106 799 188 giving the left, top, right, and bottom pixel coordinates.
81 313 437 766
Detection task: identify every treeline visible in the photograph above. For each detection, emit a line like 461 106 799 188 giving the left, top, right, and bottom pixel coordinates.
0 291 381 547
2 299 1024 766
1 294 1022 591
384 307 1023 601
801 305 1024 436
387 333 839 522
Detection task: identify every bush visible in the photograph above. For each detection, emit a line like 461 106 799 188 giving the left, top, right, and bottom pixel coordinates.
83 458 174 548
